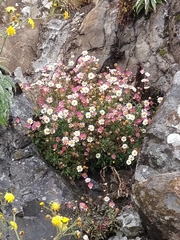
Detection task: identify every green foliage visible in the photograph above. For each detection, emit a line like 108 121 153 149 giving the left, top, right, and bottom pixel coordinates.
25 51 156 180
72 196 119 239
0 59 14 125
159 48 167 56
175 13 180 22
134 0 166 15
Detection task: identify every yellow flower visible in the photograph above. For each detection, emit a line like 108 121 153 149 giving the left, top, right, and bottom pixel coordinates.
51 215 69 230
39 201 45 206
0 213 3 218
5 6 16 13
50 202 60 211
4 192 15 203
51 215 62 227
28 18 35 29
9 221 18 230
64 11 69 20
61 216 69 223
7 26 16 36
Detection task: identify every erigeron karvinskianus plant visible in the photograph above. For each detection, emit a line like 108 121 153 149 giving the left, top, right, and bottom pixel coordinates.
25 51 155 180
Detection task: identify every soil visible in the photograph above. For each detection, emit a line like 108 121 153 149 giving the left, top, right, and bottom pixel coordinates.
74 166 136 210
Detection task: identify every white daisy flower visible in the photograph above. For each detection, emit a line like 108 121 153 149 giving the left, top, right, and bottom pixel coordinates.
68 139 75 147
83 234 89 240
98 119 105 125
74 131 80 137
157 97 163 104
128 155 134 161
85 112 91 118
56 83 62 89
85 178 91 183
87 136 93 143
27 118 33 124
88 72 95 79
126 103 132 109
104 196 110 202
116 90 122 97
132 150 138 156
88 125 95 131
96 153 101 159
142 119 148 125
82 50 88 56
122 144 128 149
99 110 105 115
126 159 131 165
47 108 53 115
46 97 53 103
48 81 54 87
121 136 127 142
76 165 83 172
71 100 78 106
43 116 50 123
44 128 50 135
73 136 79 143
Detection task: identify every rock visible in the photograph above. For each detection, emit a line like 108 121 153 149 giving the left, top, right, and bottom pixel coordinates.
0 94 76 240
133 172 180 240
169 0 180 64
133 71 180 240
135 71 180 178
14 67 27 84
32 0 119 72
116 0 180 93
116 209 143 238
0 0 44 72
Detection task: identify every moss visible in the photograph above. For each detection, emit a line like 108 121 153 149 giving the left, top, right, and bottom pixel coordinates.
174 14 180 22
159 48 167 56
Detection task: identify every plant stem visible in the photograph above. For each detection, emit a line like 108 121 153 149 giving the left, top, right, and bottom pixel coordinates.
0 34 8 56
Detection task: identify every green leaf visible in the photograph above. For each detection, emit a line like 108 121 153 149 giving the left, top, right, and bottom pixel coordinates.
135 0 144 13
145 0 150 14
151 0 157 11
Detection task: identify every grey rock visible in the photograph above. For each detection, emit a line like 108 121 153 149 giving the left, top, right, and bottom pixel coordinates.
135 71 180 177
14 67 27 84
0 95 76 240
133 71 180 239
133 172 180 240
117 209 143 238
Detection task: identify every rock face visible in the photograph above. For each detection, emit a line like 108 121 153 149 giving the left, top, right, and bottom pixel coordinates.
133 72 180 240
0 95 75 240
114 0 180 93
31 0 180 95
32 0 119 71
135 71 180 180
133 172 180 240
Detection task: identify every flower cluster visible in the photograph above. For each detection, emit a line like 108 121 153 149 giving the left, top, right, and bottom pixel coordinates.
67 195 119 240
39 201 81 240
0 192 24 240
25 51 154 179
